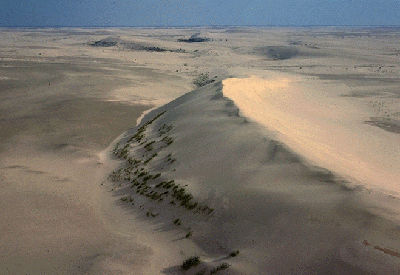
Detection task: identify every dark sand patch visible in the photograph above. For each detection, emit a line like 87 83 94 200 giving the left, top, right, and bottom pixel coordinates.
0 58 156 152
0 96 151 153
254 45 325 60
256 46 299 60
365 117 400 134
341 90 383 98
312 73 400 85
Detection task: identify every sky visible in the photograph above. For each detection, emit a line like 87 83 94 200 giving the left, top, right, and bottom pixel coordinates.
1 0 400 27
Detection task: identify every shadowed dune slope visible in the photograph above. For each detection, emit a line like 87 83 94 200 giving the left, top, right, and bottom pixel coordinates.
111 81 400 274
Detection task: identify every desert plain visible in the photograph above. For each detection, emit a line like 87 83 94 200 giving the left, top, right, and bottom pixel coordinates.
0 27 400 274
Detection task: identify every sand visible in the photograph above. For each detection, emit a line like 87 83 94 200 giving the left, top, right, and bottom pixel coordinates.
108 81 400 274
0 27 399 274
223 74 400 196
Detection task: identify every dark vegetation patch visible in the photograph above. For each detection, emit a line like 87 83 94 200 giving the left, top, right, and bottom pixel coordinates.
90 37 185 53
110 111 215 215
178 33 210 43
365 117 400 134
210 263 230 274
256 46 299 60
181 256 201 270
224 28 256 33
341 91 382 98
229 250 240 257
193 72 216 88
170 256 234 274
288 40 320 49
90 37 118 47
121 41 185 53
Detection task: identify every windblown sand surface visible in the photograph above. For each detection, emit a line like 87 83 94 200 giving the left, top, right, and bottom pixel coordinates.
223 75 400 196
0 27 399 274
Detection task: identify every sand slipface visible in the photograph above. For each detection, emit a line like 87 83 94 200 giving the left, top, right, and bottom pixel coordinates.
223 75 400 197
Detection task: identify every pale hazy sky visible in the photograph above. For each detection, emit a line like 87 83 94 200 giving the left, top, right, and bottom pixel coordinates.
1 0 400 27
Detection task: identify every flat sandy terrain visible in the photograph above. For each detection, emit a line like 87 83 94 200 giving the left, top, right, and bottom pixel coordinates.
0 27 399 274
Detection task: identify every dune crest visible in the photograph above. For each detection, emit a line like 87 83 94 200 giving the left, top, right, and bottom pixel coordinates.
223 75 400 196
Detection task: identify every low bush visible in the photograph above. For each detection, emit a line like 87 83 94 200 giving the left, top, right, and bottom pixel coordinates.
181 256 200 270
193 72 215 87
210 263 230 274
229 250 240 257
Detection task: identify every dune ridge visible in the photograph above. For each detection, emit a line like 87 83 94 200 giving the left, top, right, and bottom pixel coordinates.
109 80 400 274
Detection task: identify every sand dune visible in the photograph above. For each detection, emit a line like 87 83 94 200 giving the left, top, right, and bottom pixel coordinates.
1 27 400 274
223 75 400 197
109 81 400 274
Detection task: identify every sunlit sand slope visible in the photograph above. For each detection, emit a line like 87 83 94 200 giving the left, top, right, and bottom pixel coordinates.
223 75 400 196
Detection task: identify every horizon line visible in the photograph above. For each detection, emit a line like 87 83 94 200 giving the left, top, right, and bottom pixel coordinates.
1 24 400 29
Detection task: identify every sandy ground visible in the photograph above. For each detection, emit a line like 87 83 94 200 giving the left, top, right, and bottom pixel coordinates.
0 27 399 274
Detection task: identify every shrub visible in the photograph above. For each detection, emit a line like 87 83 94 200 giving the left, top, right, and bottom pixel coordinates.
156 181 166 188
143 175 153 181
181 256 200 270
158 124 173 135
161 136 174 145
210 263 230 274
193 72 215 87
146 211 158 217
144 153 157 164
138 171 147 177
229 250 240 257
144 140 155 151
